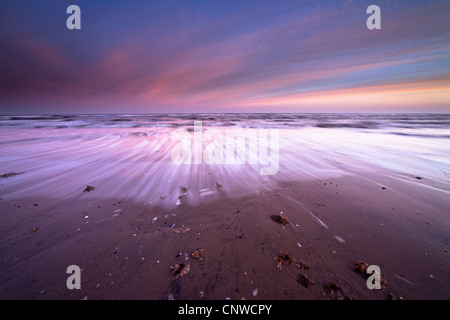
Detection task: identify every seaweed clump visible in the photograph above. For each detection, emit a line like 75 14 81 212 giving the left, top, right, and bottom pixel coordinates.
274 251 295 270
296 260 311 270
353 260 387 289
192 249 205 262
322 282 345 300
171 263 190 278
297 274 315 288
354 260 369 277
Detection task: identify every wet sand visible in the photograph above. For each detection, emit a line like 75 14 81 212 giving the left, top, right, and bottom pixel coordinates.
1 172 449 300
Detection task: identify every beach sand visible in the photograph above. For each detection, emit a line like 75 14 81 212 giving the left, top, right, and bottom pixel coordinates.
1 172 449 300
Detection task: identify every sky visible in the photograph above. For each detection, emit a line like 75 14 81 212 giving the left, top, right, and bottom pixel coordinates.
0 0 449 114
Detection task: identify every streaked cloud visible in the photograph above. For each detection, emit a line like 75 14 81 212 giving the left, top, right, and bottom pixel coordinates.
0 0 449 113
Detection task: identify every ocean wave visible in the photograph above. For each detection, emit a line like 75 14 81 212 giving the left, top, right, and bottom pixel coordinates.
0 114 449 133
0 123 448 207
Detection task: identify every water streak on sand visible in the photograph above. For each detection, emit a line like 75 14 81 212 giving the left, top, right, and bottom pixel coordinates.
280 195 329 230
0 114 448 207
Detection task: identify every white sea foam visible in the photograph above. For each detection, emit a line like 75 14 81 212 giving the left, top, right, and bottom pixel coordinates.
0 114 448 207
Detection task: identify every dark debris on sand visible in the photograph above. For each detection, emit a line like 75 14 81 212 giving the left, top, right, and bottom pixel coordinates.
1 172 24 178
83 185 95 192
270 214 290 225
387 292 397 300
